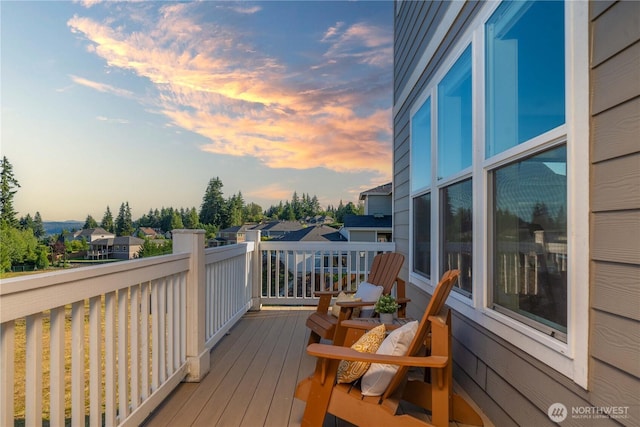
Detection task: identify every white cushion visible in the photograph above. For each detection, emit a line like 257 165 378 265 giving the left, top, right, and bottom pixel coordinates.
353 281 384 315
361 321 419 396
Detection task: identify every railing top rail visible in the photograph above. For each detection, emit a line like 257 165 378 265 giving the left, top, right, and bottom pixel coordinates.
205 241 254 263
0 252 189 295
259 241 396 251
0 253 190 323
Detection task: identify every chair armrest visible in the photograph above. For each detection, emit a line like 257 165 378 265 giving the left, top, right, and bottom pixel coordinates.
306 343 448 369
313 290 342 297
335 300 375 308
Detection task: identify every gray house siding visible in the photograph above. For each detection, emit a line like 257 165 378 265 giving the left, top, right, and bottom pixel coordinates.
366 195 393 216
393 1 639 426
589 1 640 425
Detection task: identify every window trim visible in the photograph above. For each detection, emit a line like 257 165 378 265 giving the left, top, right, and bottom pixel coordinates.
407 0 589 388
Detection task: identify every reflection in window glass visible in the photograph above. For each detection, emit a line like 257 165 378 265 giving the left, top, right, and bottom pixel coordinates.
492 146 567 338
441 179 472 295
411 98 432 190
485 0 565 157
413 193 431 278
438 46 472 180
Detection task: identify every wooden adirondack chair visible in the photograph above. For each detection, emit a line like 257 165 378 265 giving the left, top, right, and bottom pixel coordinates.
305 252 407 345
295 270 483 427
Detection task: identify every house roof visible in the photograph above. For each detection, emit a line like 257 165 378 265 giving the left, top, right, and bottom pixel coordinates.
219 225 244 233
343 214 392 229
275 225 346 242
78 227 113 237
251 221 303 232
359 182 392 200
115 236 145 245
91 236 145 246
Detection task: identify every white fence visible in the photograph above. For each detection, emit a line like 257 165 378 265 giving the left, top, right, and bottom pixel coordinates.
260 241 396 305
0 230 394 426
0 230 256 427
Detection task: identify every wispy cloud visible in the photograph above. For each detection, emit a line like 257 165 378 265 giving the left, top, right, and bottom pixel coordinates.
227 5 262 15
322 21 393 68
96 116 129 124
70 75 134 98
66 4 392 178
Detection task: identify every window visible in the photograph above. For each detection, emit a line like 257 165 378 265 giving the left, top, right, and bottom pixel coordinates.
413 193 431 278
486 1 565 157
492 146 567 339
406 0 589 386
438 46 472 180
441 179 473 295
411 98 432 190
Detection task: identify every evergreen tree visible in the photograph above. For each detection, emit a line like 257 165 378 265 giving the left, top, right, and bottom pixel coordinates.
0 156 20 227
115 202 134 236
19 213 34 231
84 214 98 229
33 212 45 239
226 193 245 228
199 177 225 227
101 206 114 233
311 195 321 217
291 191 302 219
281 202 295 221
170 210 184 230
183 207 200 229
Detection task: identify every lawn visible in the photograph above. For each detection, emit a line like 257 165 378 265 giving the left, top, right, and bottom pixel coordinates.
11 300 111 426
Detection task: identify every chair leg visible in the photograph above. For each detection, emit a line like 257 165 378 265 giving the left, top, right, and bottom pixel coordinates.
301 359 339 427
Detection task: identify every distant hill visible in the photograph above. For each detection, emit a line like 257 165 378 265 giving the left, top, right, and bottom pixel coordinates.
43 221 84 236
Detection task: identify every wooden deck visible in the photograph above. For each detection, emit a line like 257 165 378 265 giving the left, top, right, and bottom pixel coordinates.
142 308 493 427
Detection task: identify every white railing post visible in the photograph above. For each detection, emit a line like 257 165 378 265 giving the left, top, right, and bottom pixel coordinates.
245 230 262 311
172 229 209 382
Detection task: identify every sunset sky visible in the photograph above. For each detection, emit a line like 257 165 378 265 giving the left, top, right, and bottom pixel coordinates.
1 1 393 221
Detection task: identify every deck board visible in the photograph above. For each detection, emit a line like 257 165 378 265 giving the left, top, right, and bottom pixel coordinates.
142 308 493 427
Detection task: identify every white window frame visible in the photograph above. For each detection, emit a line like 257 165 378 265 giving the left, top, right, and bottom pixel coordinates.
407 0 589 388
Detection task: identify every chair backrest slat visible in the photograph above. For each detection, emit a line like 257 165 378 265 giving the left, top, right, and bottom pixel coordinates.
366 253 404 295
381 270 459 400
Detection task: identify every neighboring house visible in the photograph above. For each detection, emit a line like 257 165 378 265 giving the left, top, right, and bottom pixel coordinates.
342 215 392 242
275 224 346 242
360 182 392 216
88 236 145 260
252 220 305 239
136 227 159 239
340 183 393 242
215 224 255 245
393 1 639 426
63 227 115 243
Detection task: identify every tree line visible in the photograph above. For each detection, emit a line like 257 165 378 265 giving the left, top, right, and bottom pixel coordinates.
0 157 49 272
0 157 363 272
89 176 362 239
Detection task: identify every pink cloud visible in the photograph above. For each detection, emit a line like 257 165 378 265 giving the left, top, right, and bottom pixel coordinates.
66 6 392 179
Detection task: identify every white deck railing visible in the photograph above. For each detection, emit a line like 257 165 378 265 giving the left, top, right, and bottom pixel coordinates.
0 229 394 426
0 251 192 427
259 241 396 305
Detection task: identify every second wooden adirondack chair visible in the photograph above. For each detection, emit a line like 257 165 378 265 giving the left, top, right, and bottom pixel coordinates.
305 252 406 345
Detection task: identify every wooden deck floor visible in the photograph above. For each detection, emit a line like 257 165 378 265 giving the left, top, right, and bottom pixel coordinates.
142 308 493 427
